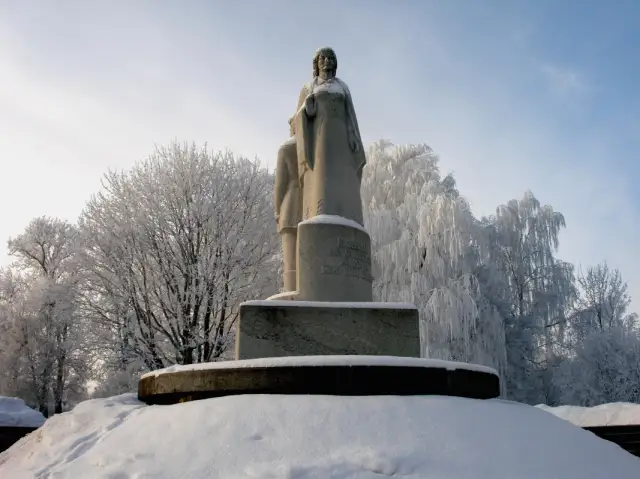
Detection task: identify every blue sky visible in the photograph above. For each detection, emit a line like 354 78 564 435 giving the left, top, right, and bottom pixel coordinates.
1 1 639 307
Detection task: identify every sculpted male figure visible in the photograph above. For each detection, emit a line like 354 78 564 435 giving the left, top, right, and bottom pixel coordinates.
274 117 302 292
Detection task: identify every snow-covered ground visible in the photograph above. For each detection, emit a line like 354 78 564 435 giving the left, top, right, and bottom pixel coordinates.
0 397 45 428
1 394 638 478
537 402 640 427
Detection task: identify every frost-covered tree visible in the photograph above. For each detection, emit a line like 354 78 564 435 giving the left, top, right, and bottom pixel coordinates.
0 217 88 415
362 141 506 379
555 324 640 406
0 271 30 401
482 191 575 404
569 263 638 343
79 142 278 378
555 263 640 405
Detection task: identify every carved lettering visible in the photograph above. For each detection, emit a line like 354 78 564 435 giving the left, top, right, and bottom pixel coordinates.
321 237 372 281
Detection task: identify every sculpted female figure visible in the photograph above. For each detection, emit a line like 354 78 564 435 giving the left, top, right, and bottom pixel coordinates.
294 47 367 226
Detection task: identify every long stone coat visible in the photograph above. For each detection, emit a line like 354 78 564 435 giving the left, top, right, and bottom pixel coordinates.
294 77 366 226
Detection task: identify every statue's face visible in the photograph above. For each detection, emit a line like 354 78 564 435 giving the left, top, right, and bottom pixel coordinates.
318 52 336 80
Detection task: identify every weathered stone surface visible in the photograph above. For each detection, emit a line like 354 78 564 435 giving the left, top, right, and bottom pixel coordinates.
296 217 373 302
235 301 417 359
137 358 501 405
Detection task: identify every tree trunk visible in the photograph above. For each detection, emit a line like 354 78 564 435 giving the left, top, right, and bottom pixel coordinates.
54 354 66 414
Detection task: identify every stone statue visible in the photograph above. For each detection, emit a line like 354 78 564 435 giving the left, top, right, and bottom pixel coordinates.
274 116 302 292
235 47 419 364
293 47 367 226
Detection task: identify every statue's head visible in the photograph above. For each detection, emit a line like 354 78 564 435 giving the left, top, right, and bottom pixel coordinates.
313 47 337 80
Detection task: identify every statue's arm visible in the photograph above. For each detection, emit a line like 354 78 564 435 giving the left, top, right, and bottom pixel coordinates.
274 150 289 222
344 87 363 152
340 80 367 175
297 84 316 117
296 86 307 112
348 94 362 139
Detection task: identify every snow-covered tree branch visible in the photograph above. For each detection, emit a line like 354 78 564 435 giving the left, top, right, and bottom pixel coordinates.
78 142 278 378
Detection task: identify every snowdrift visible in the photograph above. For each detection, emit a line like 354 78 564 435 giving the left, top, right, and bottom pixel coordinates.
0 397 45 428
1 393 639 478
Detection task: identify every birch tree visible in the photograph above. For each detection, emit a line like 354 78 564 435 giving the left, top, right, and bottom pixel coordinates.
362 141 506 378
482 191 575 403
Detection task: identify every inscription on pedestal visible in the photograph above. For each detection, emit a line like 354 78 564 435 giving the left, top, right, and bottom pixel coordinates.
321 237 372 281
297 219 373 301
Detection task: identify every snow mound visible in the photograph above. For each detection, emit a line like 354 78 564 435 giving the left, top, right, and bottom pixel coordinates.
1 394 638 478
0 397 45 428
537 402 640 427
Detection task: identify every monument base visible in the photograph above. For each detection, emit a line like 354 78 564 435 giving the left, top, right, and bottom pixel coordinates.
235 300 420 360
137 356 501 405
296 215 373 302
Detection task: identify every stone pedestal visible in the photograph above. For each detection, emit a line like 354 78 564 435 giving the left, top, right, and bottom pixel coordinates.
296 215 372 302
138 356 501 405
235 300 419 360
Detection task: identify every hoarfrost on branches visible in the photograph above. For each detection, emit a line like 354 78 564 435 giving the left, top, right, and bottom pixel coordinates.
2 136 639 408
481 191 576 404
0 218 89 416
557 263 640 406
78 142 278 374
361 141 506 381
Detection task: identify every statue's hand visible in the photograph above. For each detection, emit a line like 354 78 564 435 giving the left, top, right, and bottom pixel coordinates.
304 94 316 117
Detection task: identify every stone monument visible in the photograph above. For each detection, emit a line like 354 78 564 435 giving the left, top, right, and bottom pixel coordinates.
235 47 420 359
274 116 301 293
137 47 501 405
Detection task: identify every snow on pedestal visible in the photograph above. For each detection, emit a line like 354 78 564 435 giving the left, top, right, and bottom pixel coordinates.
141 355 498 379
137 355 500 404
1 393 638 478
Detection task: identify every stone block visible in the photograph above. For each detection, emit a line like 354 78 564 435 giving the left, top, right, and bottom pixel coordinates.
235 300 420 360
296 216 373 302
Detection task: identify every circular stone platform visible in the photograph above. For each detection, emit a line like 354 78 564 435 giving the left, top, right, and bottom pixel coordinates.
138 356 500 405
